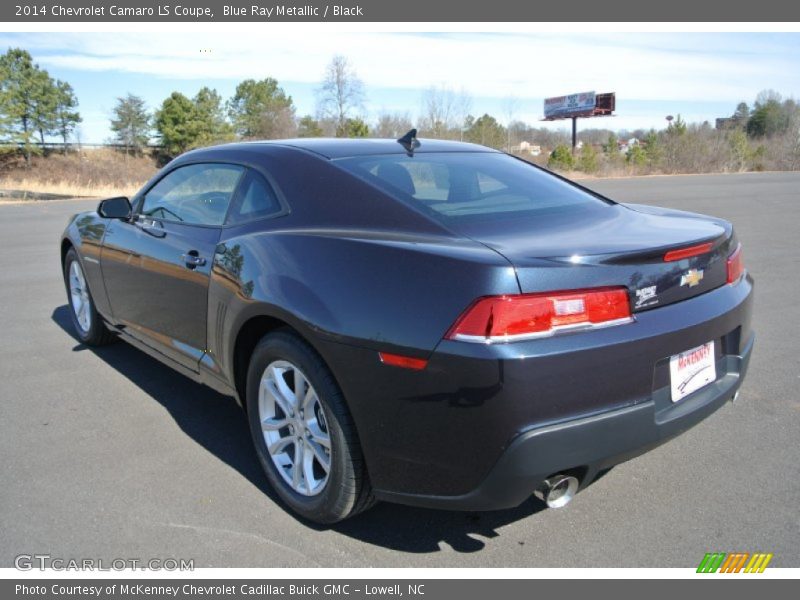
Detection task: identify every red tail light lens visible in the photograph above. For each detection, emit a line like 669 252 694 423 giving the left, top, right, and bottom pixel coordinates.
446 287 632 343
663 242 713 262
727 244 744 284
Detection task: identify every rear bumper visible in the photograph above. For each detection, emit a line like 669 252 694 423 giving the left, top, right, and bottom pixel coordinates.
320 275 754 509
376 332 753 510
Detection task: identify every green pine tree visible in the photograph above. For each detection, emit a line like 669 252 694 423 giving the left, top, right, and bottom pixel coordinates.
464 114 506 149
54 80 81 149
155 92 201 157
192 87 233 146
340 117 369 138
0 48 56 165
227 78 296 139
110 93 151 154
578 144 598 173
297 115 324 138
548 144 575 170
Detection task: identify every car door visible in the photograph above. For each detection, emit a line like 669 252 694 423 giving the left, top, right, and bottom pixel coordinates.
100 162 246 371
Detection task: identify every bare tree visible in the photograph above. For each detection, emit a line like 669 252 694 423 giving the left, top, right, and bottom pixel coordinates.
454 87 472 140
73 124 83 151
373 112 413 138
773 109 800 170
419 85 473 140
503 95 519 151
316 55 365 137
315 116 339 137
419 85 456 139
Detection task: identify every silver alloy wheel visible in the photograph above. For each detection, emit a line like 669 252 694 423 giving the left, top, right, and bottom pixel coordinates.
68 260 92 333
258 360 331 496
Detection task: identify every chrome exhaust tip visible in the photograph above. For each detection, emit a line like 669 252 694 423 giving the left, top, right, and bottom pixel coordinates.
731 391 740 403
534 474 580 508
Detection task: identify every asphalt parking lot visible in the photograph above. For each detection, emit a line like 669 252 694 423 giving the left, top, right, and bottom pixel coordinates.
1 172 798 568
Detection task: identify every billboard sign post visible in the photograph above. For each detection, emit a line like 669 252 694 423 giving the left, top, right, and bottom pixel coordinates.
543 91 616 153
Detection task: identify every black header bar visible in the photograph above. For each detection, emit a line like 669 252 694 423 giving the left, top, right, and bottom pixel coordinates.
3 0 800 22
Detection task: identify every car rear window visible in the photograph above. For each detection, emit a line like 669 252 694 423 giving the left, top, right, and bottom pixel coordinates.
334 152 610 223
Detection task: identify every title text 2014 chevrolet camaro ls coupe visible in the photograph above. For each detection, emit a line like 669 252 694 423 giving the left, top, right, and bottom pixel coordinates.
60 135 754 523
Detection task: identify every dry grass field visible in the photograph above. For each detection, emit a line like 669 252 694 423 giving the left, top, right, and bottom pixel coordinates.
0 148 157 198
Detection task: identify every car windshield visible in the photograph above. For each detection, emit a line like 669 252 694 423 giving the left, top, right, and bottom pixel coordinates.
334 152 611 224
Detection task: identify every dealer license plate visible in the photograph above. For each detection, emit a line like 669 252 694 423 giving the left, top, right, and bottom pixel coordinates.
669 341 716 402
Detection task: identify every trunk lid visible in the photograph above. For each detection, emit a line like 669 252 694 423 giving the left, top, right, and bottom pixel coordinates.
454 203 734 311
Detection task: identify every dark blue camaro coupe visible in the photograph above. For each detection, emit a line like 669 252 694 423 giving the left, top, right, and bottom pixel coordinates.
61 133 754 523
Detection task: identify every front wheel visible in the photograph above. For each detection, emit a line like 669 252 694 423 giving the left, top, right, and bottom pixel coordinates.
246 331 375 523
63 248 115 346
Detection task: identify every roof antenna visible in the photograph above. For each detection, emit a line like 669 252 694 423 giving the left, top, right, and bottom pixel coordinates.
397 128 420 155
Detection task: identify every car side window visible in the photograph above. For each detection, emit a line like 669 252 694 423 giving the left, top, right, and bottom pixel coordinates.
141 163 245 226
225 170 282 225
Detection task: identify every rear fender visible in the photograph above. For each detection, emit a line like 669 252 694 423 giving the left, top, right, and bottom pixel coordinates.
206 228 519 399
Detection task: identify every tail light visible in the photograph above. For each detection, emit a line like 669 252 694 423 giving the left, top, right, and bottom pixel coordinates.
446 287 632 344
727 244 744 284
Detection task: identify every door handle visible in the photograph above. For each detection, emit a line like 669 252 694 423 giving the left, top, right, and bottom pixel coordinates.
182 251 206 269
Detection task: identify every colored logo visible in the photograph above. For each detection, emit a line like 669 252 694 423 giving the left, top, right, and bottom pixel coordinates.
697 552 773 573
680 268 704 288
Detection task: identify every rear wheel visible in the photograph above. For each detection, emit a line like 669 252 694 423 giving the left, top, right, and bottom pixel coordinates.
63 248 115 346
246 331 375 523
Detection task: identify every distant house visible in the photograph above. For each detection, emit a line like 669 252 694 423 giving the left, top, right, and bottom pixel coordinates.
618 137 640 154
515 141 542 156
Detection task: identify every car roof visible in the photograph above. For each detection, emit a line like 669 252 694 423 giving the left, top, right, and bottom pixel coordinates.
209 137 500 160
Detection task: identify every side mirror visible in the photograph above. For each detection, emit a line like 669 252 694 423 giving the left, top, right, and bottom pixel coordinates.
97 197 132 219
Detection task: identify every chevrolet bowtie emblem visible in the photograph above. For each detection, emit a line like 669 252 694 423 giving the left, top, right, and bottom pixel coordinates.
680 268 704 288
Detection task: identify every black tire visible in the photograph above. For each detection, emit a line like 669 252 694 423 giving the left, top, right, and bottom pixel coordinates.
63 248 116 346
246 330 375 523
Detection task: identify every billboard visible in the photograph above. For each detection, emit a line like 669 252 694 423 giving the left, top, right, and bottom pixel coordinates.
544 91 597 119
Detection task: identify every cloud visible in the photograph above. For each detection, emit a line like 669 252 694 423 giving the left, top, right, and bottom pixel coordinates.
5 31 799 105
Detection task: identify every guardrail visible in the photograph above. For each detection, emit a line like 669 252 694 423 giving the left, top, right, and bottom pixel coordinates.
0 142 164 151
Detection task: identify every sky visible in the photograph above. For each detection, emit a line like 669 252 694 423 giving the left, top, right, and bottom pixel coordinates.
1 31 799 143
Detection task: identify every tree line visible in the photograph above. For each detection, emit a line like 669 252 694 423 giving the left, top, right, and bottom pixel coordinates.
3 46 799 173
546 92 800 174
0 48 81 165
108 54 373 159
107 55 467 158
112 70 529 161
